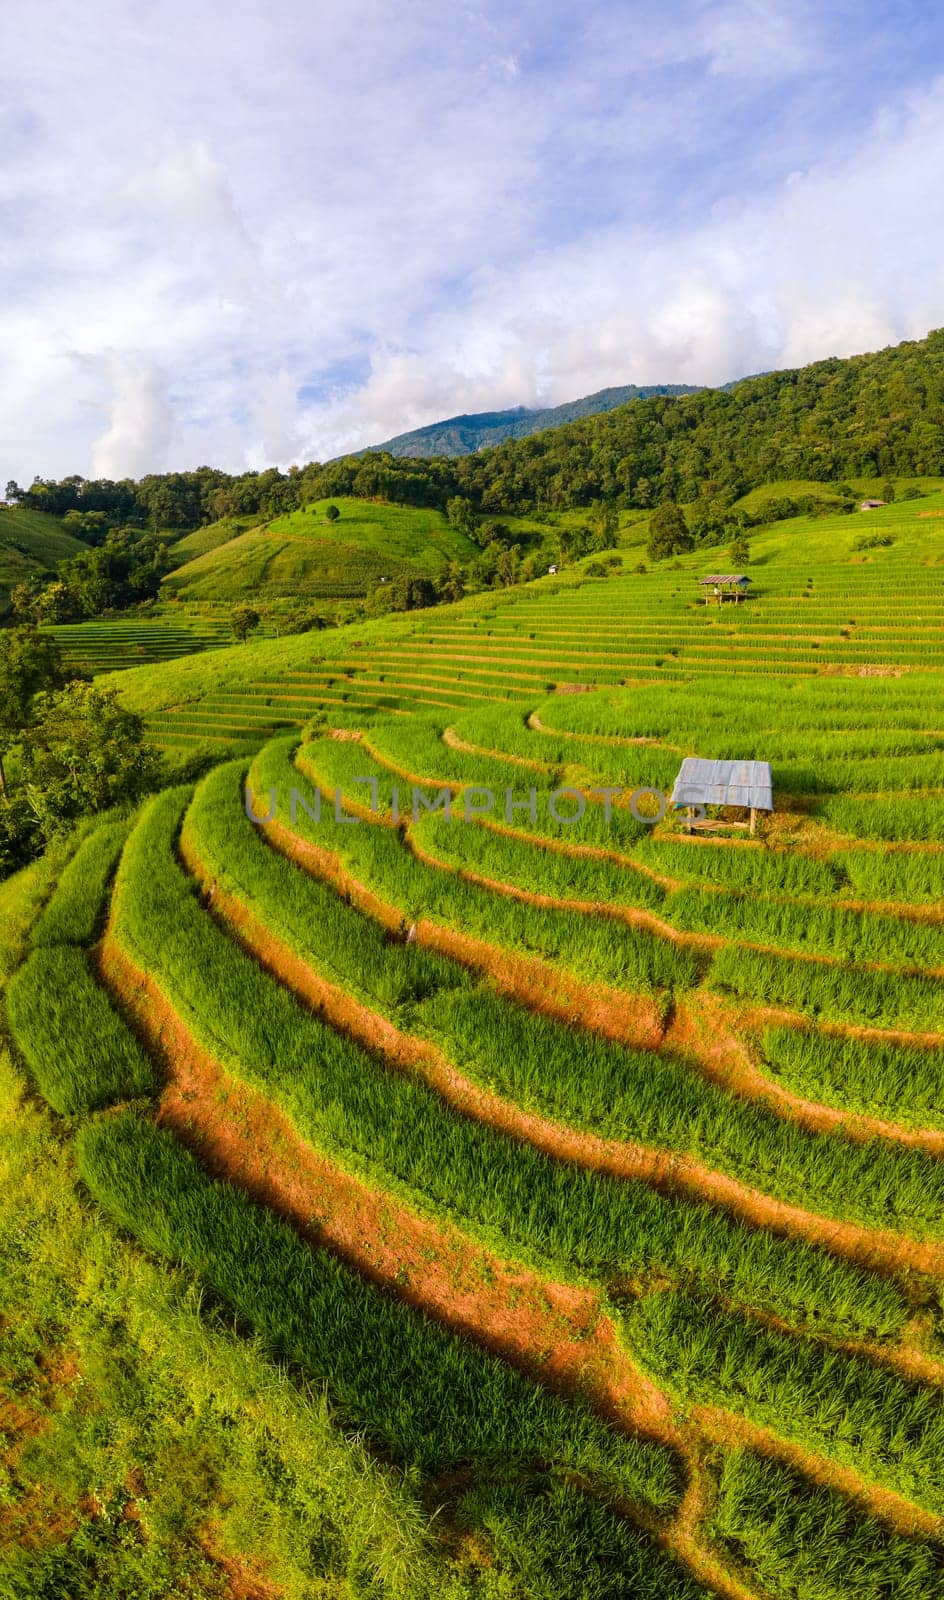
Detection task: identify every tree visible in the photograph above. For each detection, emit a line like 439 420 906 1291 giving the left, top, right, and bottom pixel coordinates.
231 606 262 643
22 682 162 838
446 496 476 538
0 626 71 795
324 504 341 523
438 562 466 604
33 581 84 624
62 508 107 543
881 480 896 504
9 579 46 622
646 502 693 560
495 544 522 586
387 576 437 612
589 500 619 550
729 533 751 567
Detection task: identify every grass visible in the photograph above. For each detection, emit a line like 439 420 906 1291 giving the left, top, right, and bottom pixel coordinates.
31 818 131 948
453 1476 711 1600
0 833 86 981
188 760 944 1244
47 613 233 674
6 946 156 1114
760 1026 944 1128
163 497 479 604
283 739 700 995
5 482 944 1591
0 506 87 610
710 1450 944 1600
120 785 904 1336
77 1110 683 1510
709 942 944 1031
0 1051 499 1600
628 1289 944 1515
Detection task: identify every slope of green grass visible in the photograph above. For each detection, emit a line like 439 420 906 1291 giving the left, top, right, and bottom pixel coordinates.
162 496 478 603
0 506 88 612
0 505 88 568
164 514 261 565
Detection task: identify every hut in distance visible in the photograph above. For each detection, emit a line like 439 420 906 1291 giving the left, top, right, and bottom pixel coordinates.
700 574 750 605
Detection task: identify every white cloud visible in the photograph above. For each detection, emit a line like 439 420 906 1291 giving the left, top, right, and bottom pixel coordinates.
91 359 173 479
0 0 943 480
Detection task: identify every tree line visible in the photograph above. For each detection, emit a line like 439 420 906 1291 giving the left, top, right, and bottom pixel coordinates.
8 329 944 540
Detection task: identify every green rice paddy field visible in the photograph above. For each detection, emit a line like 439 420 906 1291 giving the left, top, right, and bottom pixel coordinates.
4 487 944 1596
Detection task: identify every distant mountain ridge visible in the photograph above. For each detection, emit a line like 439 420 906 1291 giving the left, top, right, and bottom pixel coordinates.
364 383 705 458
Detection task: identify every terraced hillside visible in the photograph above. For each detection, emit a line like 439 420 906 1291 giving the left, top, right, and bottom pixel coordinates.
46 610 238 674
5 486 944 1593
117 488 944 757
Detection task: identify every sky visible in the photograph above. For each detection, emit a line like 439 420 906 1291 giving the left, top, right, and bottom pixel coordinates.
3 0 944 484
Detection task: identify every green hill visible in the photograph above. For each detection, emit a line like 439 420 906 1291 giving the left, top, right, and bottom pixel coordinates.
309 328 944 513
0 505 88 613
365 383 703 457
161 496 478 604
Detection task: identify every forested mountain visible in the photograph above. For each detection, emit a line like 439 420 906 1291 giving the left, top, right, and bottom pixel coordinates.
363 384 703 457
9 329 944 529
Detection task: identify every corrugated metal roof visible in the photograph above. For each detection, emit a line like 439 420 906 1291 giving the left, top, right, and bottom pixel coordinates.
700 574 749 584
670 758 773 811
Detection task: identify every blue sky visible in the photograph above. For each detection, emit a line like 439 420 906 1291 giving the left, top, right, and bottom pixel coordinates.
3 0 944 480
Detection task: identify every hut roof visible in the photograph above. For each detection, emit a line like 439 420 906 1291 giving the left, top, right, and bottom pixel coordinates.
670 757 773 811
700 574 749 585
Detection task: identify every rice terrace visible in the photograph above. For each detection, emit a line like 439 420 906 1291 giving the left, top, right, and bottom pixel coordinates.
6 111 944 1589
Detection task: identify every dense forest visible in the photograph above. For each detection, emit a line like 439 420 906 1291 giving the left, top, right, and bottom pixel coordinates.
8 329 944 532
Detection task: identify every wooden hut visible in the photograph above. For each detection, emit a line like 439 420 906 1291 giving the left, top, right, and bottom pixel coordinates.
700 574 750 604
670 758 773 836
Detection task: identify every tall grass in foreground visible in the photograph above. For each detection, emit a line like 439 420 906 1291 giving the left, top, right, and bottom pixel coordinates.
76 1112 682 1511
30 817 131 948
711 1451 944 1600
6 948 156 1115
0 1044 516 1600
118 786 906 1337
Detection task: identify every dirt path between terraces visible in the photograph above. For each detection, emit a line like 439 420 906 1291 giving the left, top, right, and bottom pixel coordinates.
181 823 944 1284
694 1406 942 1540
